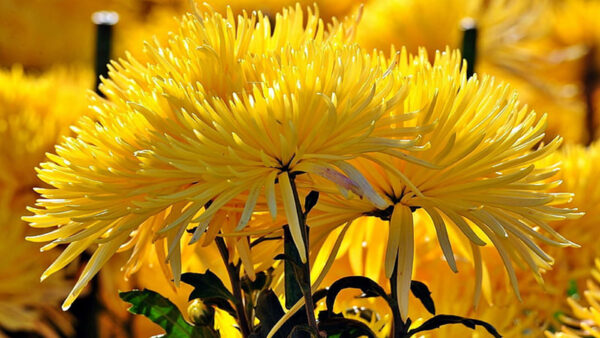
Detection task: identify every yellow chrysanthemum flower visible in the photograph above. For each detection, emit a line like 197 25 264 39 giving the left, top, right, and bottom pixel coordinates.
0 191 73 338
355 0 591 144
198 0 363 22
0 67 92 337
547 0 600 143
307 48 579 319
543 141 600 282
24 5 421 309
494 140 600 328
546 259 600 338
0 66 91 193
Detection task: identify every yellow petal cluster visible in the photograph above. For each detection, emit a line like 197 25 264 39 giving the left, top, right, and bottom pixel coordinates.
24 5 422 309
0 67 91 193
546 259 600 337
308 48 580 319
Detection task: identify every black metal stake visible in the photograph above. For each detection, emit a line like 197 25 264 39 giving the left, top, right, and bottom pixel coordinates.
460 18 478 79
92 11 119 96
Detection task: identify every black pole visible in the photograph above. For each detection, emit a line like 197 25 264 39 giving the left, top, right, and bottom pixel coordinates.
68 12 120 338
92 11 119 96
460 18 477 79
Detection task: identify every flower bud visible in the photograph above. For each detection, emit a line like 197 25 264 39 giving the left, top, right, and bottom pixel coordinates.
187 299 215 326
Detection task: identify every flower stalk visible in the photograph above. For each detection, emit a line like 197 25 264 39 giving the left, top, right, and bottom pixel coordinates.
215 236 252 337
284 174 321 336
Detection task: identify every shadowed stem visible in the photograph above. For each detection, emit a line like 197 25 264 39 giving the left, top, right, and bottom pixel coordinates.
287 175 322 336
215 236 252 337
389 262 407 338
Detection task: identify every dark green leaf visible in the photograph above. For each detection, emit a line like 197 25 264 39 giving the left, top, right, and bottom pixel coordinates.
325 276 391 316
203 297 237 318
254 290 286 338
567 279 580 299
318 317 376 338
303 191 319 216
119 289 218 338
312 289 328 304
242 271 268 293
407 314 501 338
181 270 234 303
410 280 435 315
287 324 319 338
283 226 304 309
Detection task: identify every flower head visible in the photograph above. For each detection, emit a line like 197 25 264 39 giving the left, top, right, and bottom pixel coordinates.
547 259 600 337
0 191 73 337
308 48 580 319
0 67 90 193
24 5 423 309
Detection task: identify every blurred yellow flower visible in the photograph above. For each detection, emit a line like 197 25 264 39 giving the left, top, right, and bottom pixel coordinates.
0 191 73 338
546 259 600 337
0 66 94 337
356 0 545 67
0 0 188 69
543 142 600 282
308 48 579 320
356 0 592 144
0 66 91 193
547 0 600 144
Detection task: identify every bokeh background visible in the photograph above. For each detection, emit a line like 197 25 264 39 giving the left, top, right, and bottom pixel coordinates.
3 0 600 337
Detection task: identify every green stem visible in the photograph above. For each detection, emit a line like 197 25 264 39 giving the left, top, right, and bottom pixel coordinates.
287 175 321 336
215 236 252 337
390 262 407 338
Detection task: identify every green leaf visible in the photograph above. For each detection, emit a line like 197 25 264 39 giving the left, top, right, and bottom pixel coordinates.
203 297 237 318
567 279 580 299
407 314 501 337
119 289 218 338
254 290 309 338
303 191 319 216
318 317 376 338
241 271 268 293
181 270 235 302
410 280 436 315
324 276 391 316
283 226 304 309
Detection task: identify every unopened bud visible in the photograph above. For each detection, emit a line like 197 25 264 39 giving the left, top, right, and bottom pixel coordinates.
187 299 215 326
